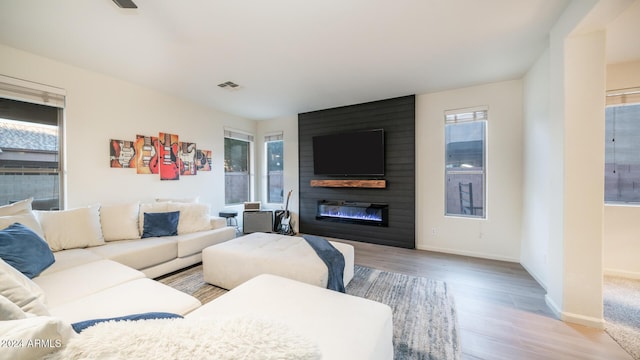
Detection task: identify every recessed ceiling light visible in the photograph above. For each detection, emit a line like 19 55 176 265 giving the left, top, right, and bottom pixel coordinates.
218 81 240 89
112 0 137 9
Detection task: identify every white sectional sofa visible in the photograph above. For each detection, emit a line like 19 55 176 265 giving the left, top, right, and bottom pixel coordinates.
37 200 237 279
0 198 394 359
33 252 202 324
1 198 235 323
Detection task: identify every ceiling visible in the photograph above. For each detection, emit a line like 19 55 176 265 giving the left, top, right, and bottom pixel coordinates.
0 0 637 120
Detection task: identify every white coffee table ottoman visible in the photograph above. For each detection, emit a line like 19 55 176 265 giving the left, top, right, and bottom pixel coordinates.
202 232 354 290
187 274 393 360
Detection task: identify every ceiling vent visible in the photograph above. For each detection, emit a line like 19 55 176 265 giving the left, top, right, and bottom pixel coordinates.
112 0 137 9
218 81 240 89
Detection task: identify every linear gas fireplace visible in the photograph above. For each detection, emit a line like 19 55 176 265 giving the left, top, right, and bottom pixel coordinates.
316 200 389 227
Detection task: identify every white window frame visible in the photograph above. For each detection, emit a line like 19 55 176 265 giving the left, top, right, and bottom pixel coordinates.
444 106 487 219
224 128 254 205
604 87 640 204
0 75 66 210
264 132 284 205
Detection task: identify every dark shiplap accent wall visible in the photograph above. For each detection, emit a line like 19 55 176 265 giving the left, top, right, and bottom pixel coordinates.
298 95 415 249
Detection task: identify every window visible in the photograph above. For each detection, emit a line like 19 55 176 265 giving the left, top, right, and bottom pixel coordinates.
224 130 253 205
265 133 284 204
445 108 487 218
0 78 65 210
605 87 640 204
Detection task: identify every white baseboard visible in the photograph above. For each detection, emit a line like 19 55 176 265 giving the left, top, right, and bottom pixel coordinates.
561 311 605 330
520 262 547 291
544 295 605 330
604 268 640 280
544 295 562 319
417 244 519 263
545 295 605 329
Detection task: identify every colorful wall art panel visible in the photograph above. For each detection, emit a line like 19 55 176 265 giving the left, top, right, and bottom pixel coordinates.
196 150 212 171
109 139 136 168
179 142 197 176
134 135 158 174
159 132 180 181
110 132 211 180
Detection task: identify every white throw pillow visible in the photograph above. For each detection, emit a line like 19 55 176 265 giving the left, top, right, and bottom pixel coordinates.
100 202 141 241
0 198 34 216
138 202 170 235
0 294 27 320
35 205 105 251
168 202 212 234
0 212 46 238
0 316 74 360
0 258 49 316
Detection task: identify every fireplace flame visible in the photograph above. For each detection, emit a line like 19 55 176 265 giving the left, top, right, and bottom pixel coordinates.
318 207 383 222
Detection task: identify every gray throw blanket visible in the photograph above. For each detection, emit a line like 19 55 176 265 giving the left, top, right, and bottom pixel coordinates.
302 234 345 293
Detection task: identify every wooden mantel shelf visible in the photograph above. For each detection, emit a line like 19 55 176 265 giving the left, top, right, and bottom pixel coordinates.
310 179 387 189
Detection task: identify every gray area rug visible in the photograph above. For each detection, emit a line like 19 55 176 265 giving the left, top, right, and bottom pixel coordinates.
158 264 461 360
347 265 460 360
604 276 640 360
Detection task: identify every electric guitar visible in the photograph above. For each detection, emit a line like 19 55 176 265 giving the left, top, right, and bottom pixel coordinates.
180 142 197 175
110 140 135 168
135 135 157 174
196 150 211 171
140 136 155 167
279 190 293 235
148 137 159 174
160 133 180 180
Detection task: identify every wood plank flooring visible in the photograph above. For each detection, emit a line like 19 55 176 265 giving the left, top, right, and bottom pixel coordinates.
333 238 633 360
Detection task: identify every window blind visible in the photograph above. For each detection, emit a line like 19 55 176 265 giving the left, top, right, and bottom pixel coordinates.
264 132 283 142
606 87 640 106
445 106 488 123
0 75 65 108
224 129 254 142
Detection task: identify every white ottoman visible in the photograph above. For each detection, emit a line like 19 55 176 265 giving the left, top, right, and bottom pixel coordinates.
187 274 393 360
202 232 354 290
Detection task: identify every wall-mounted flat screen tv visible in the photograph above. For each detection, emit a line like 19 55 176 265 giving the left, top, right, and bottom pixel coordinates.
312 129 384 176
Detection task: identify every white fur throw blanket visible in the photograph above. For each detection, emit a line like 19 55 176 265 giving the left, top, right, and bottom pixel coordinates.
45 316 321 360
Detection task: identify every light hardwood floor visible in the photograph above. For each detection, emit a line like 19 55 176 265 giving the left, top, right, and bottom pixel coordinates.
334 238 632 360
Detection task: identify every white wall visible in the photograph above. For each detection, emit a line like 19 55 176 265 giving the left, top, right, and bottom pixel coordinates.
545 0 595 324
562 29 606 327
607 60 640 88
0 44 255 211
521 48 551 288
604 59 640 279
416 80 524 261
604 205 640 278
543 0 621 329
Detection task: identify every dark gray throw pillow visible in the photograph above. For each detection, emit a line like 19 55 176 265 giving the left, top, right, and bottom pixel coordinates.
141 211 180 238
